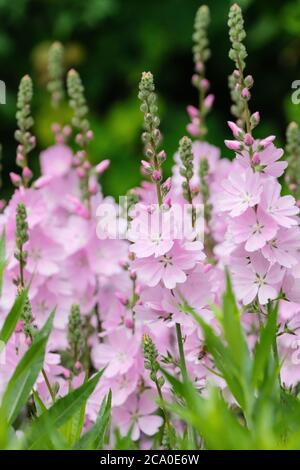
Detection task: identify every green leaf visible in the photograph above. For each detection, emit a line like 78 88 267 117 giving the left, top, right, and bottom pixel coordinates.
0 311 54 425
165 387 253 450
32 391 47 417
75 390 112 450
25 369 104 449
60 382 87 447
0 229 7 297
161 366 252 450
0 288 28 344
222 271 250 373
252 302 279 387
181 300 246 409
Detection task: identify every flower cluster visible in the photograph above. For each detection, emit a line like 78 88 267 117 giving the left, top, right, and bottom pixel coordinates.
1 3 300 449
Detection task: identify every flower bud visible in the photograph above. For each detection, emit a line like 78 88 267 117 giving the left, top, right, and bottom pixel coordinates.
152 169 162 181
241 87 250 100
227 121 244 139
10 172 22 186
251 152 261 165
224 140 242 151
244 133 254 146
95 159 110 175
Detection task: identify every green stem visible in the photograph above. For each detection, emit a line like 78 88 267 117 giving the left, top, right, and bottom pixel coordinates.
175 322 197 449
154 378 173 449
42 368 56 402
175 322 188 381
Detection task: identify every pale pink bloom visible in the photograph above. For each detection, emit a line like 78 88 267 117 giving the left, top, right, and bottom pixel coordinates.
230 206 277 252
279 300 300 321
63 249 96 294
128 206 175 258
260 179 299 227
112 390 163 441
218 168 263 216
0 333 27 398
5 188 47 237
232 252 284 305
40 144 73 177
87 367 139 420
238 142 287 177
66 195 90 219
162 265 215 334
133 240 205 289
25 226 64 276
283 275 300 304
86 235 127 276
91 330 139 378
261 227 300 268
34 175 53 189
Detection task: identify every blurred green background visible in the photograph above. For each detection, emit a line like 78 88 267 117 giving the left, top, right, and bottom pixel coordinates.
0 0 300 198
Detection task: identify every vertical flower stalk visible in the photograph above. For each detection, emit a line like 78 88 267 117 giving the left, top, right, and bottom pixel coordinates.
179 136 196 227
14 203 29 289
67 69 94 210
228 3 257 134
14 202 55 401
13 75 35 186
143 334 174 448
47 41 65 108
199 158 214 258
68 304 84 374
138 71 168 206
285 122 300 201
188 5 213 138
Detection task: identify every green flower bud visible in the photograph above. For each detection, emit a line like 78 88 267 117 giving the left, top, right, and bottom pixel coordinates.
47 41 65 107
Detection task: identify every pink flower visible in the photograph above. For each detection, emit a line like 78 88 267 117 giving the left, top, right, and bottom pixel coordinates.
128 206 177 258
262 227 300 268
113 390 163 441
260 179 299 227
25 226 64 276
230 206 277 252
238 142 287 177
91 330 139 378
218 168 263 216
232 252 284 305
133 240 205 289
40 144 73 177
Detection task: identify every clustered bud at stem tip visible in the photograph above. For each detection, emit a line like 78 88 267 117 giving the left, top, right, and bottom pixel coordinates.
188 4 212 139
47 41 65 108
228 3 256 134
138 70 168 205
14 74 35 186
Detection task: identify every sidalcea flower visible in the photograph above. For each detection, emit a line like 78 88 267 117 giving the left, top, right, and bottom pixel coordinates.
91 330 140 378
229 206 278 252
237 142 287 177
113 390 163 441
260 179 299 227
261 227 300 268
232 252 284 305
40 144 73 178
133 240 205 289
218 167 263 216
